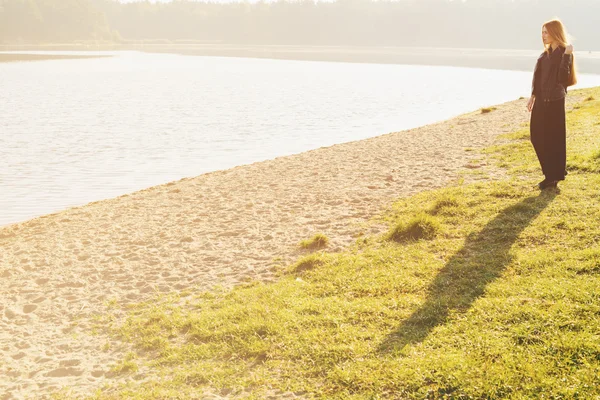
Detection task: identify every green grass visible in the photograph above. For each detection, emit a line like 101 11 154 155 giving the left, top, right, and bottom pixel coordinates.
299 233 330 250
385 213 441 242
88 87 600 399
290 252 331 274
110 352 139 374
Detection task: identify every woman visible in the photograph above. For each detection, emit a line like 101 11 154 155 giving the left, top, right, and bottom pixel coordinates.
527 18 577 190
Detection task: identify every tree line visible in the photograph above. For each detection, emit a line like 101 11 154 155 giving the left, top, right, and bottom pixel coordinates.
1 0 599 50
0 0 116 42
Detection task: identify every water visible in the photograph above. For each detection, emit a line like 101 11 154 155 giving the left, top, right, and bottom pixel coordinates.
1 51 599 226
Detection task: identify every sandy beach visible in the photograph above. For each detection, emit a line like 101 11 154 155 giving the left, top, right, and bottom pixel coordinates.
0 93 584 398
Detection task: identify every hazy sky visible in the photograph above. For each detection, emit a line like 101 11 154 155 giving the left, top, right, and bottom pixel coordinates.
4 0 598 50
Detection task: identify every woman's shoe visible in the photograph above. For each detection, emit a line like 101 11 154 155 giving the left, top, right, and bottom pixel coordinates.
538 179 558 190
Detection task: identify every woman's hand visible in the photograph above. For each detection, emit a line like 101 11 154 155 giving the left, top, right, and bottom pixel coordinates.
565 44 574 54
527 95 535 112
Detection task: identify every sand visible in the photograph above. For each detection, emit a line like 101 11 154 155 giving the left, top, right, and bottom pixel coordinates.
0 94 583 399
0 54 111 63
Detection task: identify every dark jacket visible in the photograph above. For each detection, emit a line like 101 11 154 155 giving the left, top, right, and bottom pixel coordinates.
531 46 573 101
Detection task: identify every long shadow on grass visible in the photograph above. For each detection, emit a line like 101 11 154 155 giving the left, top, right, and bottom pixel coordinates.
379 191 557 352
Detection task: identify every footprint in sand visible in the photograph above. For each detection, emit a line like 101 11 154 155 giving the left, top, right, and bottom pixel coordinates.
91 370 105 378
11 351 27 360
45 367 84 377
59 359 81 367
23 305 37 314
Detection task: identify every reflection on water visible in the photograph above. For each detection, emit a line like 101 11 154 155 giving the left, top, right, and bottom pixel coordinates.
1 51 599 226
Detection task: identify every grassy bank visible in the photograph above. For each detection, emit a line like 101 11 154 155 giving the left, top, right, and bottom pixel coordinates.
80 88 600 399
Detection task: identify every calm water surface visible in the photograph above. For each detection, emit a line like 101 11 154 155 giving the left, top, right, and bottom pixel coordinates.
2 51 600 226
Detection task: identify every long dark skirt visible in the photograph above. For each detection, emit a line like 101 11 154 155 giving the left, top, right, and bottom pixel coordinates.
530 97 567 181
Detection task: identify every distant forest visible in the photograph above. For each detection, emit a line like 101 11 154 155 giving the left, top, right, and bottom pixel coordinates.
1 0 599 50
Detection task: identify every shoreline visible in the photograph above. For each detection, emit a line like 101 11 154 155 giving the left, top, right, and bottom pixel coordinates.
0 53 112 63
137 44 600 74
1 91 588 397
2 44 600 73
0 49 547 229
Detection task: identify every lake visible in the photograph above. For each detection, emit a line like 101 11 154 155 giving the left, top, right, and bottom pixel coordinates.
1 50 599 226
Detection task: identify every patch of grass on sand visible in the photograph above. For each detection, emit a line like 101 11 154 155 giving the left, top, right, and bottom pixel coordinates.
289 252 330 274
110 352 139 374
385 213 441 242
299 233 329 250
480 106 497 113
87 87 600 399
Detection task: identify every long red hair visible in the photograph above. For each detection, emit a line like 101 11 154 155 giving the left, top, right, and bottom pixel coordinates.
543 18 577 86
